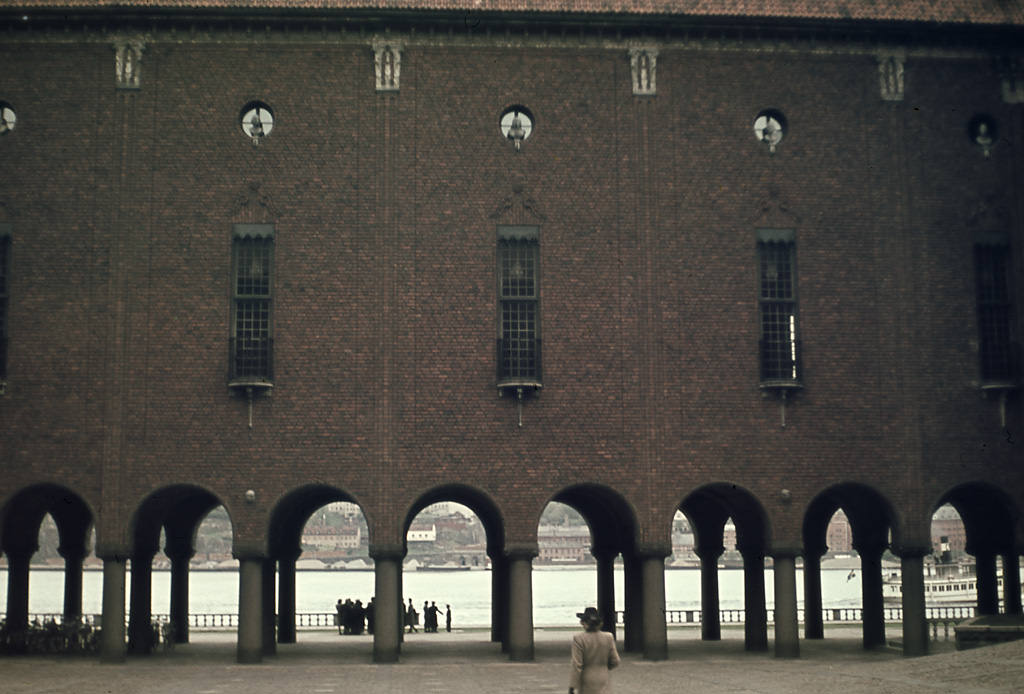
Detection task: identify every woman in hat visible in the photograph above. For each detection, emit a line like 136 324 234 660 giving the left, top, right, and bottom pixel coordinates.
569 606 620 694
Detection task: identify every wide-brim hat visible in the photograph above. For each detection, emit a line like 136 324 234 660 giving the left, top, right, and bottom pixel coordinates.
576 607 601 624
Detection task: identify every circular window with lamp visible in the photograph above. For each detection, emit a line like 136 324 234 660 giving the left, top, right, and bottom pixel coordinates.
0 102 16 135
240 102 274 142
500 105 534 151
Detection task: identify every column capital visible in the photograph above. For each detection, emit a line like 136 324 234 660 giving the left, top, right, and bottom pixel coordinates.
590 545 620 561
3 542 39 561
368 543 406 561
163 542 197 563
736 544 767 561
276 547 303 563
57 543 89 562
634 543 672 560
770 546 803 560
851 540 887 557
505 544 539 561
95 544 130 561
232 549 268 562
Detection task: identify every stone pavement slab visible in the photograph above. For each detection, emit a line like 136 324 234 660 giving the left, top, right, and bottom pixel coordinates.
2 629 1023 694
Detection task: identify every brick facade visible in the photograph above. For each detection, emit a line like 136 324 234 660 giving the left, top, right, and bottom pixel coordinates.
0 4 1022 662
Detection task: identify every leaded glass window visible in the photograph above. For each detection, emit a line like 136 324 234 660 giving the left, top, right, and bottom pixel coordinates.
230 226 274 383
975 240 1017 383
497 226 541 386
758 230 800 383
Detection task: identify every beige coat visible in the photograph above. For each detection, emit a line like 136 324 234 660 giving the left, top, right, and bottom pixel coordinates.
569 629 620 694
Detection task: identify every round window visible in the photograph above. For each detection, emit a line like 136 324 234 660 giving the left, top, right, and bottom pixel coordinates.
754 109 787 152
500 106 534 150
0 102 16 135
241 102 274 141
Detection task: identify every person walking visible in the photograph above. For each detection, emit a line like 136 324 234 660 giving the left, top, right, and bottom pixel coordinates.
569 606 620 694
406 598 418 633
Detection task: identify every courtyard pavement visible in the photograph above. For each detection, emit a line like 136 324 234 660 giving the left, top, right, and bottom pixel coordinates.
3 626 1023 694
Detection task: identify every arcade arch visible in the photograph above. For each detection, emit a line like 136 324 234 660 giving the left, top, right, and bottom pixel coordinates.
1 484 95 650
126 484 224 653
933 483 1023 617
266 485 370 651
545 485 637 648
678 483 770 653
802 483 896 649
397 485 506 656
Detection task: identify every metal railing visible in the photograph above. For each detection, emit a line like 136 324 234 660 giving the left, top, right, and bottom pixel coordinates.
5 606 978 641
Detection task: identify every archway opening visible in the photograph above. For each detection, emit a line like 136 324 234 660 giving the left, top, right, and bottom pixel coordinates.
533 501 598 628
678 483 770 652
0 484 95 655
401 501 488 636
127 485 224 654
265 487 371 652
802 483 894 648
931 485 1022 616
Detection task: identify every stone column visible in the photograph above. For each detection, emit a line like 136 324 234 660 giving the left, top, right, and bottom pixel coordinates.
594 547 618 639
802 550 824 639
261 559 277 655
371 548 402 663
506 548 536 661
858 545 886 649
236 557 264 664
277 552 298 643
490 553 508 646
899 549 929 657
772 552 800 658
696 544 723 641
166 547 193 643
4 546 33 643
127 552 155 654
622 552 643 653
741 548 768 651
100 556 127 663
975 550 999 615
640 551 668 661
59 544 87 624
1002 551 1022 615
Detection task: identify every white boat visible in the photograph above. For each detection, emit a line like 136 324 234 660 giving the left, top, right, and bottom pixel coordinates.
883 538 1020 605
883 560 981 604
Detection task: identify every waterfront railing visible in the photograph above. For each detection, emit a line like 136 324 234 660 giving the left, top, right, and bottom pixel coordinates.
6 605 977 639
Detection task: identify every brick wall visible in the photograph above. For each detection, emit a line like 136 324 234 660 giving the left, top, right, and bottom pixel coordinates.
0 14 1020 560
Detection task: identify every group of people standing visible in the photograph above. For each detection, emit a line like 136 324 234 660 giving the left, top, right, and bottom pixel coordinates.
335 597 374 635
405 599 451 633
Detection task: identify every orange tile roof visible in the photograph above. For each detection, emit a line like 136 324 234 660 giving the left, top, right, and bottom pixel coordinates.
5 2 1024 27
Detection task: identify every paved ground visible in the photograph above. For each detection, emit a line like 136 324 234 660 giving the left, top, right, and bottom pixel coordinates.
3 627 1023 694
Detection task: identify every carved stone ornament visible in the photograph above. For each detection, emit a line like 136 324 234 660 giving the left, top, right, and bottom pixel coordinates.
876 50 906 102
113 37 146 90
372 40 404 92
629 46 658 96
751 186 800 229
489 183 546 224
996 57 1024 104
233 182 277 224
